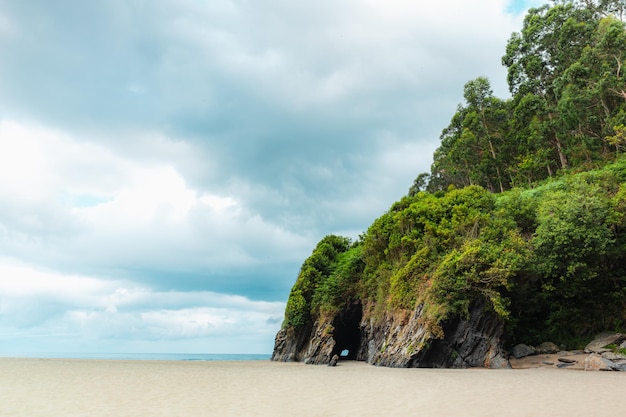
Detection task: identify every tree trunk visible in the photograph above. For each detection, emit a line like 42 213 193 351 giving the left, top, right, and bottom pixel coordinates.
555 136 569 169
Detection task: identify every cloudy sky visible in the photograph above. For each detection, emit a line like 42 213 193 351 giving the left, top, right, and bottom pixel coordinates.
0 0 543 356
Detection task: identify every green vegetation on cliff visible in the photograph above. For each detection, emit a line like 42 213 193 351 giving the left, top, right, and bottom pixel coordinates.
284 235 364 327
285 161 626 347
282 1 626 349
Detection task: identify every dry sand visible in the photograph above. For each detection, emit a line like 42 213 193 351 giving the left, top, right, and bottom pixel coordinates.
0 357 625 417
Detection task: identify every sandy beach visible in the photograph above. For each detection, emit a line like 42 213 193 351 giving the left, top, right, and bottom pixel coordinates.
0 358 625 417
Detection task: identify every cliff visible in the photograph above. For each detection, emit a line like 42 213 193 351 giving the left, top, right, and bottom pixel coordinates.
272 299 509 368
272 160 626 368
271 3 626 368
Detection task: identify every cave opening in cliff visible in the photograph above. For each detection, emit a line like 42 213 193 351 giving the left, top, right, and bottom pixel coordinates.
331 302 362 360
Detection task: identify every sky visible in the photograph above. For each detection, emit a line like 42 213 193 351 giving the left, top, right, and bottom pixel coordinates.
0 0 544 356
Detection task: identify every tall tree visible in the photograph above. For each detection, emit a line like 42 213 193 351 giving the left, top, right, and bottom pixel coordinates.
502 4 599 169
427 1 626 192
429 78 510 192
462 77 509 192
563 0 626 20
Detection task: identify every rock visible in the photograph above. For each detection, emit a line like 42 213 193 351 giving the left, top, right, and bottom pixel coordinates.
511 344 536 359
621 341 626 350
611 361 626 371
558 357 576 364
535 342 559 354
601 351 626 361
584 333 625 354
487 353 512 369
542 361 555 366
272 302 362 365
272 298 510 369
328 354 339 366
271 320 335 364
404 300 509 369
557 362 574 368
584 353 615 371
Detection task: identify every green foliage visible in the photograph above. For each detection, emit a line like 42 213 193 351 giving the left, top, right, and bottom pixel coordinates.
283 235 350 327
311 245 364 316
429 2 626 192
284 289 308 328
606 124 626 152
389 246 432 309
359 185 531 331
282 235 367 328
431 230 531 320
508 164 626 345
429 78 511 193
408 173 430 196
602 342 626 355
533 179 614 280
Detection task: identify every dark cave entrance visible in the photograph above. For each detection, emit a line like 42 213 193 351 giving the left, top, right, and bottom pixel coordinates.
331 302 363 360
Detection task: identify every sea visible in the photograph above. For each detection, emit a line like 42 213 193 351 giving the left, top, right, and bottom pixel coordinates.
3 352 271 361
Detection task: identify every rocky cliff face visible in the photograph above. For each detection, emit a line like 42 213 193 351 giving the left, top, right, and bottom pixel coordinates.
272 300 510 368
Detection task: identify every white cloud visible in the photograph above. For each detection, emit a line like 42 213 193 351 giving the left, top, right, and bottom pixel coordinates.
73 164 197 225
0 120 129 203
0 258 284 353
0 120 310 279
0 258 113 297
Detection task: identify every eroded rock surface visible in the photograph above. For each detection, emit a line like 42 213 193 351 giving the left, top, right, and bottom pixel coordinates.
511 344 535 359
510 334 626 371
584 333 625 354
535 341 559 354
584 353 615 371
272 300 509 368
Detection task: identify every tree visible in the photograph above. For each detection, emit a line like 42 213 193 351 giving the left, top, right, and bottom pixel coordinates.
552 15 626 165
564 0 626 20
283 235 352 328
408 173 430 196
503 4 600 170
529 176 622 340
429 78 511 192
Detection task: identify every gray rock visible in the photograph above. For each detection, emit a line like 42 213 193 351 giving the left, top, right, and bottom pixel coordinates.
610 361 626 371
584 353 615 371
405 300 509 369
536 342 559 354
511 344 536 359
542 361 555 366
557 362 574 368
328 354 339 366
584 333 625 354
488 353 512 369
272 302 362 365
558 357 576 364
273 298 509 369
601 351 626 361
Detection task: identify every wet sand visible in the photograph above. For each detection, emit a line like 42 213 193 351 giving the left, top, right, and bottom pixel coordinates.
0 357 624 416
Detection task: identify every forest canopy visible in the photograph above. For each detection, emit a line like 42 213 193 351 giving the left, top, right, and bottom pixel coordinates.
423 0 626 193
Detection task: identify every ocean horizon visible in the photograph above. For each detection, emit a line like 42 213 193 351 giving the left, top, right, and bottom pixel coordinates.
1 352 271 361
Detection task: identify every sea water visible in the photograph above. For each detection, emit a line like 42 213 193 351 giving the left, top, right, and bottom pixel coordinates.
3 352 271 361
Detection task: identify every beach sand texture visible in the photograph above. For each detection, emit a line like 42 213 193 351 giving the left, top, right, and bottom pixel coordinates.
0 358 625 417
